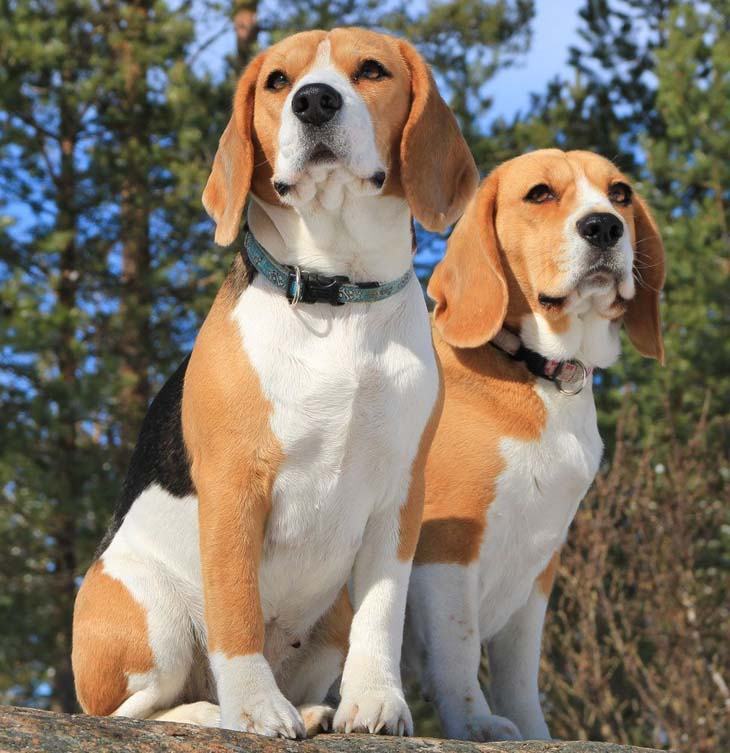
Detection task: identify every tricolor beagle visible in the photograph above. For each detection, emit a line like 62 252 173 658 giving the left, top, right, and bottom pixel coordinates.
404 150 665 741
72 28 477 738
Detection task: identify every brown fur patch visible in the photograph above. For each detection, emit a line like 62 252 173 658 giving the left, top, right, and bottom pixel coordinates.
537 551 560 597
397 360 445 562
72 561 154 716
310 587 353 656
395 38 479 231
428 174 508 348
622 193 665 361
203 53 265 246
182 285 283 658
414 329 546 565
223 251 254 304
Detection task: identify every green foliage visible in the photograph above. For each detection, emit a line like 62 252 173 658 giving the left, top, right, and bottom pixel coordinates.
582 0 729 447
0 0 230 709
637 0 729 441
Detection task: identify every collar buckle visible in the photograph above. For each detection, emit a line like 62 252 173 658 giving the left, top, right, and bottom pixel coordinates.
287 268 350 306
555 359 589 396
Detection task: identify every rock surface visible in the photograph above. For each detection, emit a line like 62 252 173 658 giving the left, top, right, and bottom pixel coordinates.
0 705 663 753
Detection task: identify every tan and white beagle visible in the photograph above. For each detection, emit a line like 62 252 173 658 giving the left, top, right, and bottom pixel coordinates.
403 149 665 741
72 28 477 738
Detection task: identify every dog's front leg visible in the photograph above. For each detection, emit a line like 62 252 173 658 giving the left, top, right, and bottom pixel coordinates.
197 469 305 739
408 562 521 741
487 557 557 740
333 506 416 736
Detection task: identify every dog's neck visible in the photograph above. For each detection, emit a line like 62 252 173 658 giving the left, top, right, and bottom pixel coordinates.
518 294 624 371
248 193 413 283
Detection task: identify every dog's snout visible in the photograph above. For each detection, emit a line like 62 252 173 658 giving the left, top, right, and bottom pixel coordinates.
577 212 624 250
292 83 342 127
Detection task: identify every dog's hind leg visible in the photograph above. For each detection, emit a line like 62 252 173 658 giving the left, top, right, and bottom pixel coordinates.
150 701 221 726
73 555 196 721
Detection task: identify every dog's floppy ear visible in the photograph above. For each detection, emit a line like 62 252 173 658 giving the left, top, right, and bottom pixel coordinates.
428 171 507 348
203 52 265 246
624 193 666 363
398 40 479 233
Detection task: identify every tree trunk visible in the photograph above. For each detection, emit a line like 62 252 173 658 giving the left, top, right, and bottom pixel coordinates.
50 36 81 716
116 0 153 450
0 706 664 753
233 1 259 70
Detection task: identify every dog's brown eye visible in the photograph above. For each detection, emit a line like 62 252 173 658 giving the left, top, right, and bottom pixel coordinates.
356 59 390 81
608 182 632 205
525 184 555 203
265 70 289 91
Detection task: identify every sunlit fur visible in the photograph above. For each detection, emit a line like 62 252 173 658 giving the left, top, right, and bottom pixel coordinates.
406 150 665 741
72 27 477 739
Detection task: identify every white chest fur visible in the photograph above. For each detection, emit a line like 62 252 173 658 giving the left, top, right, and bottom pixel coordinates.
477 381 603 639
234 275 439 638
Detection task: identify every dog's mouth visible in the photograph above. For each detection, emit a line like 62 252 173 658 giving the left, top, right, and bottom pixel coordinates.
273 148 387 197
538 263 632 314
580 265 621 288
539 265 625 310
538 293 567 310
308 144 338 164
272 138 387 200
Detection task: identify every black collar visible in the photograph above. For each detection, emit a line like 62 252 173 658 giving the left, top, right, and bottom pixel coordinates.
490 328 592 395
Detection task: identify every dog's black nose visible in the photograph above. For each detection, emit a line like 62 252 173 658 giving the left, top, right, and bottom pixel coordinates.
576 212 624 249
292 83 342 126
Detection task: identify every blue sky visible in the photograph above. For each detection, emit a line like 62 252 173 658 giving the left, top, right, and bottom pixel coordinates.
488 0 583 120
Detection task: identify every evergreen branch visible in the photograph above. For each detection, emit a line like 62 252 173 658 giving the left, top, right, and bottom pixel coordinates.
187 21 231 67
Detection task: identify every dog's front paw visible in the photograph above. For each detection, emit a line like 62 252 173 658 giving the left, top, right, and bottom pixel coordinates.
467 713 522 742
222 691 305 738
334 688 413 736
298 703 335 737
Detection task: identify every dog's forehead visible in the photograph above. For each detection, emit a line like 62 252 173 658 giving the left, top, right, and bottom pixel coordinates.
566 150 625 189
499 149 624 197
262 30 328 73
262 28 405 80
329 27 405 68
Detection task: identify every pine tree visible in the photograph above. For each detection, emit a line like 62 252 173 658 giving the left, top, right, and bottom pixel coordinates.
485 0 677 171
0 0 227 709
637 0 729 439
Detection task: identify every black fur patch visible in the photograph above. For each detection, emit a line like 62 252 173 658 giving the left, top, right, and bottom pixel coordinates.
96 355 194 556
95 252 255 557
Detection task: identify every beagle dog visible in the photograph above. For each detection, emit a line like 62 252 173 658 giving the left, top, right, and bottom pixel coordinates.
404 150 665 741
72 28 477 738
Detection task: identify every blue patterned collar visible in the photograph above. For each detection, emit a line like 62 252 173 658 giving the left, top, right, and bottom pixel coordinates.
243 229 413 306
